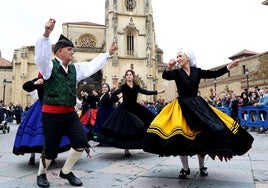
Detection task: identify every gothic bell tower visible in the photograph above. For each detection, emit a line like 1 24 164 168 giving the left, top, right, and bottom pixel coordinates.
103 0 159 101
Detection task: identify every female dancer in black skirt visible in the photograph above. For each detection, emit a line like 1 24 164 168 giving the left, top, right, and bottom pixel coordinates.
100 70 165 157
143 48 254 177
93 83 119 146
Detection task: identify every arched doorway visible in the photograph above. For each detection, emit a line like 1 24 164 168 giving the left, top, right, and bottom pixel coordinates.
77 70 103 97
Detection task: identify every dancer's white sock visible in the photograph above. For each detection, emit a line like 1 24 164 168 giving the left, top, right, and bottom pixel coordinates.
38 158 52 175
62 148 83 174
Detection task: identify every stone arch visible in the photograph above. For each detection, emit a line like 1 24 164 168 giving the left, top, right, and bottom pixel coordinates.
124 18 139 56
77 33 97 48
77 70 103 98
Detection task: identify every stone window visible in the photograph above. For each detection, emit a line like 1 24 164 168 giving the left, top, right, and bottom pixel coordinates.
125 0 136 11
126 31 134 56
156 54 162 63
78 34 96 48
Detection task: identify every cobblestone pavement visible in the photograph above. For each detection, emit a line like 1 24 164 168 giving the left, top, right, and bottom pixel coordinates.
0 123 267 188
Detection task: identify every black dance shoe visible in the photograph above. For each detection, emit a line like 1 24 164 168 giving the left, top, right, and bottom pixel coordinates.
50 159 56 165
28 156 35 165
178 168 190 179
125 153 132 157
37 174 50 187
96 143 105 147
124 150 132 157
200 167 208 176
59 170 82 186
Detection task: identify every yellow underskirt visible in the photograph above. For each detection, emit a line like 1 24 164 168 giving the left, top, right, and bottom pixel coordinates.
209 105 239 134
146 100 240 140
146 99 200 140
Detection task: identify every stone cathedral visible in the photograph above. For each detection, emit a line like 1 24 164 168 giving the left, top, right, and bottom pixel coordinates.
10 0 177 107
7 0 268 108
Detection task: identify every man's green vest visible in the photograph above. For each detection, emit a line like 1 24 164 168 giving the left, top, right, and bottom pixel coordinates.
43 58 77 106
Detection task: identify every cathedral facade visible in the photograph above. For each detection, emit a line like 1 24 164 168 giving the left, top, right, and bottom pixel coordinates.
3 0 268 108
9 0 177 107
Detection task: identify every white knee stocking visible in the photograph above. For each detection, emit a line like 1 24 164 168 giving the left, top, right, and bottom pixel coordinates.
62 148 83 174
38 158 52 175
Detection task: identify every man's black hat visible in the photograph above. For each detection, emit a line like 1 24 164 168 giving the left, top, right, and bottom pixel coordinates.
53 34 74 54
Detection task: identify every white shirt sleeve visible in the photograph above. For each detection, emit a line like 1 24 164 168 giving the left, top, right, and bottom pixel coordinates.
34 35 111 81
34 36 53 80
74 52 111 82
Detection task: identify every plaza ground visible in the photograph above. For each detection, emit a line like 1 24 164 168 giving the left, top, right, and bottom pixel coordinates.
0 123 267 188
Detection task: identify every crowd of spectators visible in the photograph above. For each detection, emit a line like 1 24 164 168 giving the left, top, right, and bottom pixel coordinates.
1 86 267 134
203 86 268 134
0 100 26 125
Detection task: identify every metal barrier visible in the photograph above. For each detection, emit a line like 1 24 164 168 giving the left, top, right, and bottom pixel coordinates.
238 106 268 128
217 107 231 116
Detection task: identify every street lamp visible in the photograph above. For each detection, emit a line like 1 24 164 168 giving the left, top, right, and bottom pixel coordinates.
225 85 229 93
152 78 156 101
2 79 7 104
213 78 217 96
245 68 249 89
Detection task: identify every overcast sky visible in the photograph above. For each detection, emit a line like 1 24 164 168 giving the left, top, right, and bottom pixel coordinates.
0 0 267 69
